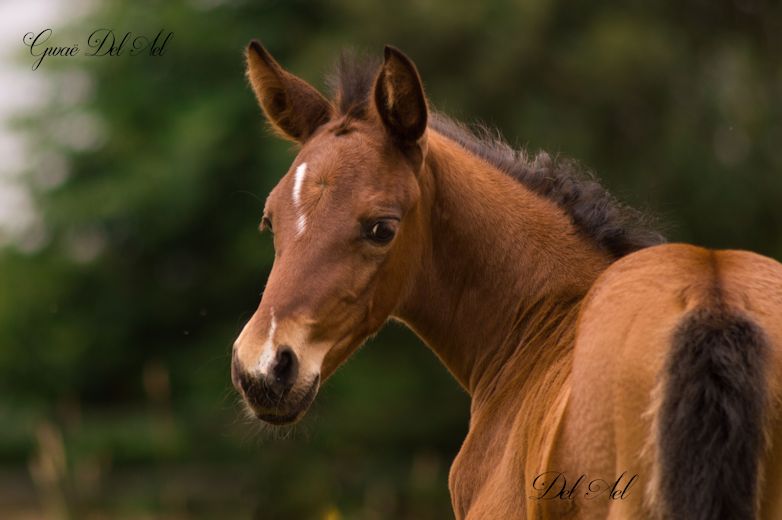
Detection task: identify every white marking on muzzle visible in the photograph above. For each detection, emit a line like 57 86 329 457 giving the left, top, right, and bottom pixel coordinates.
256 310 277 374
292 162 308 236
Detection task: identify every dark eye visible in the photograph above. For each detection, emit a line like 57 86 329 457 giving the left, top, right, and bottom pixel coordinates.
364 219 397 244
261 215 273 233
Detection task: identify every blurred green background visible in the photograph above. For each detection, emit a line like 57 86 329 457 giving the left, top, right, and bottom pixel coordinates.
1 0 780 518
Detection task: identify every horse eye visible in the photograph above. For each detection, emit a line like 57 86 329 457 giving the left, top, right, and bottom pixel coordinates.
261 216 273 233
365 220 397 244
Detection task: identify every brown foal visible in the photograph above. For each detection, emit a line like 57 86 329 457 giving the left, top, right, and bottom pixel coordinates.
231 42 782 519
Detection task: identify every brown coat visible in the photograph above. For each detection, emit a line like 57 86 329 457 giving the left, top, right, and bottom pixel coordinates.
232 43 782 519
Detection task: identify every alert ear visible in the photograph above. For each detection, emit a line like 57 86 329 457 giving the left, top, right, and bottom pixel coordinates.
373 45 428 144
245 41 333 143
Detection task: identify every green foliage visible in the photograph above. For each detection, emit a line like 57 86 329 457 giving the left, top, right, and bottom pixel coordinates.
2 0 780 517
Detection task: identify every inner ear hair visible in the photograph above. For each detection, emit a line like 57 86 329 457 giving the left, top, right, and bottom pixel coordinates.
246 41 333 143
374 45 428 144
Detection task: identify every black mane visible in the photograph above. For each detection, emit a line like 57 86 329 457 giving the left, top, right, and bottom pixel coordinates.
328 51 665 259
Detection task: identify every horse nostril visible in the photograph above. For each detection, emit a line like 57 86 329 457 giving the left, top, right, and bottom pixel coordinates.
234 346 300 409
271 345 298 390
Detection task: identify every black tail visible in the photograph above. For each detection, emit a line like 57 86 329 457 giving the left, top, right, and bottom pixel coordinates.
658 307 769 520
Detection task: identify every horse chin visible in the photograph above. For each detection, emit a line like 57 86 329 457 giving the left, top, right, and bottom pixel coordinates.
254 375 320 426
258 410 305 425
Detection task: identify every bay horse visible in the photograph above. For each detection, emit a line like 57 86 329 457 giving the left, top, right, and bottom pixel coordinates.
231 42 782 519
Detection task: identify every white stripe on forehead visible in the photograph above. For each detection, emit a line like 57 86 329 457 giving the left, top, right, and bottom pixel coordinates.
292 162 308 236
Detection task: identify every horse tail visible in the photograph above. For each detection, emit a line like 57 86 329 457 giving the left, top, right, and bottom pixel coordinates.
656 306 770 519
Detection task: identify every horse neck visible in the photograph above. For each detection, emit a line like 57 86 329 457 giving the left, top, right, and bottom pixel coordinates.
395 131 611 399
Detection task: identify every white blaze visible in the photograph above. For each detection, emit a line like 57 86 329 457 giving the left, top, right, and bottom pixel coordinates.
257 310 278 374
292 162 308 235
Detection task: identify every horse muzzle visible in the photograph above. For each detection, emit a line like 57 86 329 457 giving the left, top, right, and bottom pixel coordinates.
231 349 320 424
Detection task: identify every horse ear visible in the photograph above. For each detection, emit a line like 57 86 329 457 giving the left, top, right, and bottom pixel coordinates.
245 41 332 143
373 45 428 144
